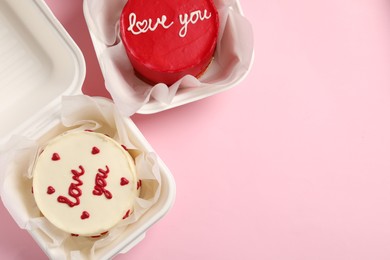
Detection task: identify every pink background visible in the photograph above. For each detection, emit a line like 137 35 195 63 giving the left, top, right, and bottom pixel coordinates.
1 0 390 259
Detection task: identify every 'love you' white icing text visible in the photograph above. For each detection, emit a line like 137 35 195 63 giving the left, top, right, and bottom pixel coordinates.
126 9 213 38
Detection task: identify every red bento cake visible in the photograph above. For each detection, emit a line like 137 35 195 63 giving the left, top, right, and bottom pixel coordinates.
32 131 141 237
120 0 219 85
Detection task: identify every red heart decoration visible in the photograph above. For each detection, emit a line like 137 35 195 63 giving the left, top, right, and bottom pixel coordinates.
122 209 131 219
47 186 55 195
81 211 90 220
91 147 100 155
51 153 60 161
120 177 129 186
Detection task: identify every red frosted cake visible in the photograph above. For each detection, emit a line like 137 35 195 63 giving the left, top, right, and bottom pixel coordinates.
120 0 219 85
32 131 141 237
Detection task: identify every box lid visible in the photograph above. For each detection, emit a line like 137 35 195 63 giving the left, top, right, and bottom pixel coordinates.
0 0 85 147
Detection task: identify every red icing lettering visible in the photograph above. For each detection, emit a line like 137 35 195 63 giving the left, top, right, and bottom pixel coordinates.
120 177 129 186
81 211 90 219
91 146 100 155
57 166 85 207
137 179 142 190
47 186 55 195
92 166 112 199
51 153 60 161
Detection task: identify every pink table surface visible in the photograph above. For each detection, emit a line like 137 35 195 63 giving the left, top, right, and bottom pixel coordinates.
1 0 390 259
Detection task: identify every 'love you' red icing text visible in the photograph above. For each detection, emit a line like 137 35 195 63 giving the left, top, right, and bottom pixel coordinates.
55 164 119 208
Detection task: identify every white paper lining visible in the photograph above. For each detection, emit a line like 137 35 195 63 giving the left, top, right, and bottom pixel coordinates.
0 96 161 259
84 0 254 116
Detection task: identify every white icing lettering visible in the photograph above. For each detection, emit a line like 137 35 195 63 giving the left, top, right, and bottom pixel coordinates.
179 9 212 38
127 9 213 38
127 13 173 35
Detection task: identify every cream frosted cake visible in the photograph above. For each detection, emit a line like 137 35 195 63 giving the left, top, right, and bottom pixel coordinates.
32 131 141 237
119 0 219 85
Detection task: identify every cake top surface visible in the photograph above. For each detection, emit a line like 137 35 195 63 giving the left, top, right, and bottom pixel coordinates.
32 131 138 236
120 0 219 72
